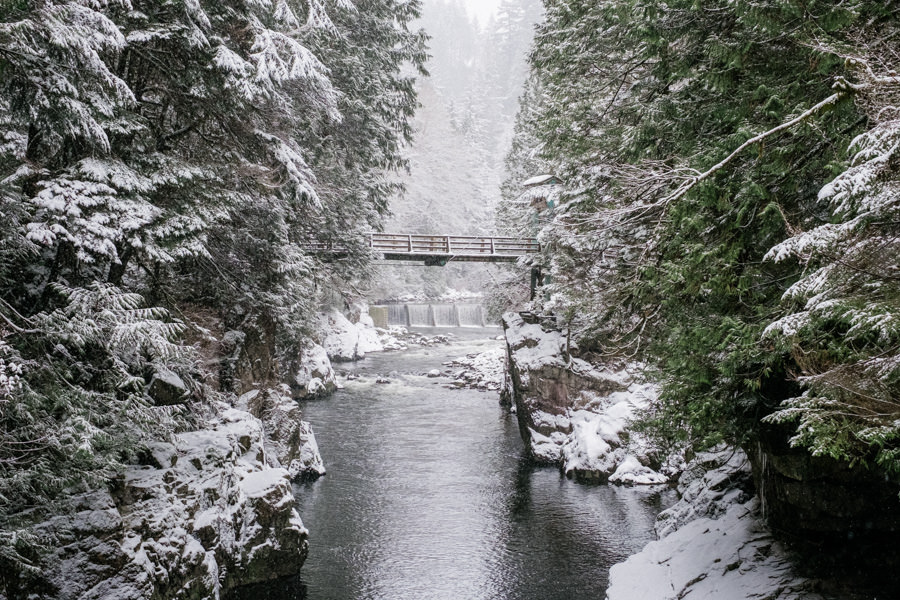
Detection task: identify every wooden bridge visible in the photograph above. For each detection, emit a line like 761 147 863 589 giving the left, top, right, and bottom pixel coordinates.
306 233 540 266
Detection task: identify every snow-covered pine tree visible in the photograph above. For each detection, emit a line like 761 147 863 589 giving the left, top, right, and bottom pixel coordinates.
507 0 893 455
763 40 900 470
295 0 427 286
0 0 426 578
511 0 660 350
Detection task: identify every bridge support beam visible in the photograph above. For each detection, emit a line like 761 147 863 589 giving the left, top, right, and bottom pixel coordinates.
530 266 543 301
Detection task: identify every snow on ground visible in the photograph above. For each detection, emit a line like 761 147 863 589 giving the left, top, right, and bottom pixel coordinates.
606 448 822 600
318 303 467 365
38 398 317 598
319 309 376 361
380 288 483 303
318 305 424 362
294 342 337 398
503 312 676 484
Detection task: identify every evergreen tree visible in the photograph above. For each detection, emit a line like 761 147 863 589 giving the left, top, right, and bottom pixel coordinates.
763 33 900 469
509 0 897 460
0 0 425 576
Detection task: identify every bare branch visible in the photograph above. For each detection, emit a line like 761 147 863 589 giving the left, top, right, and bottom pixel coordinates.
662 90 847 207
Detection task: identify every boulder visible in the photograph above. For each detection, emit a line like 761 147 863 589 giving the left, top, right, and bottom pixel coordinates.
291 342 337 399
147 367 188 406
318 306 389 362
607 448 821 600
235 388 326 480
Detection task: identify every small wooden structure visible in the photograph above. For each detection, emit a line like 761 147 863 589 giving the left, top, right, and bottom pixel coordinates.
303 233 540 266
370 233 539 265
521 174 563 212
522 174 563 187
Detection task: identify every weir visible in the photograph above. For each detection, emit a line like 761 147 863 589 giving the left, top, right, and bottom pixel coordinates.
372 303 487 328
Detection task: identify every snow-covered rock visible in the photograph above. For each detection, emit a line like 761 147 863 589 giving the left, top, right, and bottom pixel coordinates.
560 384 667 483
320 309 366 361
292 342 337 399
502 312 675 483
355 307 383 354
448 345 505 390
147 366 188 406
235 387 326 480
379 326 409 351
606 448 822 600
318 306 388 362
654 447 753 539
36 402 311 599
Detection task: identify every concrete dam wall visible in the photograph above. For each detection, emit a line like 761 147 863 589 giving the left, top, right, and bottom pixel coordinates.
369 304 490 328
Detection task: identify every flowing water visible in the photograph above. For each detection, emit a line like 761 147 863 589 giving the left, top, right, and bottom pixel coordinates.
380 303 486 328
456 303 485 327
405 304 431 327
387 305 408 327
236 331 674 600
430 304 458 327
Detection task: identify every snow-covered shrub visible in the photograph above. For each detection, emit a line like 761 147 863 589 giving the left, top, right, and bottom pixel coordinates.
0 340 22 401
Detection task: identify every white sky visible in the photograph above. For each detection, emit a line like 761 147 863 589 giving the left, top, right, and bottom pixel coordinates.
459 0 501 25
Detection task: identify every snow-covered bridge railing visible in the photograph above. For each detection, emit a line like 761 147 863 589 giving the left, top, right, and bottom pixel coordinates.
305 233 540 266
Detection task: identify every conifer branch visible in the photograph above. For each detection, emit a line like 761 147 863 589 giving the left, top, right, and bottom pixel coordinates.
662 90 848 206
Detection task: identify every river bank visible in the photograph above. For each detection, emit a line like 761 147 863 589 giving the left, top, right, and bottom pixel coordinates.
499 311 900 600
14 303 885 600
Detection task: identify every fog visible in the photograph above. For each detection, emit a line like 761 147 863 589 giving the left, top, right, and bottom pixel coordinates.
370 0 543 300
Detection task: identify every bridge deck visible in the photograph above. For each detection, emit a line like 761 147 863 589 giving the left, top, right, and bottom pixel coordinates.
374 234 538 263
306 233 540 265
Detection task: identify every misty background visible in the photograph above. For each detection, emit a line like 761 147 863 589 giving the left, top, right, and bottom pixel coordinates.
369 0 543 300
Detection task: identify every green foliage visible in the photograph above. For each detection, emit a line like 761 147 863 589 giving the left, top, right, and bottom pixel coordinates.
508 0 898 461
0 284 189 516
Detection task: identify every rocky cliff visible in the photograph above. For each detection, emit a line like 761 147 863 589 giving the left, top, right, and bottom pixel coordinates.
7 389 323 600
749 421 900 579
607 448 825 600
501 312 678 484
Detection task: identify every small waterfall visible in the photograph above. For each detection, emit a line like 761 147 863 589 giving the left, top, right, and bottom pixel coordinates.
373 303 495 328
406 304 432 327
387 304 408 327
456 304 484 327
431 304 459 327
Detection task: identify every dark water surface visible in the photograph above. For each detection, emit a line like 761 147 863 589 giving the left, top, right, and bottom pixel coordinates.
241 332 674 600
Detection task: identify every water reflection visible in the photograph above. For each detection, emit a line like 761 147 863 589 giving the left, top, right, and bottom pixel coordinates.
230 334 674 600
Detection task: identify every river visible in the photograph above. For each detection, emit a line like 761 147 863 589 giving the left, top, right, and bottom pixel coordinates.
236 330 675 600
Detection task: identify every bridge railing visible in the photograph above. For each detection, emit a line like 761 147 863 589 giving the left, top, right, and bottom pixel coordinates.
369 233 539 256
